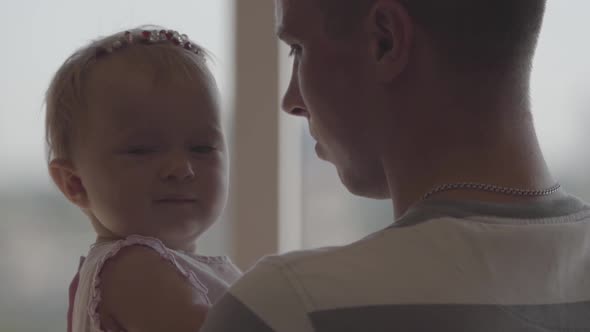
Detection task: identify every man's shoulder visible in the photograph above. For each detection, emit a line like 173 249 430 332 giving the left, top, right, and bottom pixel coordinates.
212 222 465 332
248 219 450 280
232 223 440 297
204 251 324 332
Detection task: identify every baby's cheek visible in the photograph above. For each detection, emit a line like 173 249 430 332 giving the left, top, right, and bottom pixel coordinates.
199 167 228 211
100 195 145 234
209 167 228 196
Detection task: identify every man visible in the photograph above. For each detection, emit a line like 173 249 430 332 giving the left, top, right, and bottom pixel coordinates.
202 0 590 330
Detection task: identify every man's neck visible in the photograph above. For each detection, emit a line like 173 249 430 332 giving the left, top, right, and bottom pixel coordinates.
382 84 556 218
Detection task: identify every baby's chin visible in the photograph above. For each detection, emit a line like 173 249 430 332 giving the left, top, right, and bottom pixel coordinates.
92 208 213 246
151 217 213 248
104 216 209 248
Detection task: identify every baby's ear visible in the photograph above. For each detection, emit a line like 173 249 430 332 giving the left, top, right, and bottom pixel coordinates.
49 159 90 209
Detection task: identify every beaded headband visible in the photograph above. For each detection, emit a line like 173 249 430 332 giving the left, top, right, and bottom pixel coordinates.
104 29 203 56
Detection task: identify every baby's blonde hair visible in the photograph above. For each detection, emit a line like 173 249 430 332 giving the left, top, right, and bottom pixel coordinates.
45 25 215 164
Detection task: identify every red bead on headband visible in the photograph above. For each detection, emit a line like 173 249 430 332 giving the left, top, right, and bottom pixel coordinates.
107 29 202 56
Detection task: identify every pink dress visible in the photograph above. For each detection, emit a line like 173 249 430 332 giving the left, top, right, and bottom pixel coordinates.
67 235 242 332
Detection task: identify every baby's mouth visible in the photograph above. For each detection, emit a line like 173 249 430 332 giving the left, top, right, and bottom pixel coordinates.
154 196 198 204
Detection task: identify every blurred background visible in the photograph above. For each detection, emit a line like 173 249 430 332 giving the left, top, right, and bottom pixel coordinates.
1 0 589 330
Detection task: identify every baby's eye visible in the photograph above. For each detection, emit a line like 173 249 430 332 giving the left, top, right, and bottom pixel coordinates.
126 146 156 155
191 146 215 154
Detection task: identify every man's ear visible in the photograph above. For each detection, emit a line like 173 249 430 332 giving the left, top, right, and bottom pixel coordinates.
49 159 90 209
366 0 414 82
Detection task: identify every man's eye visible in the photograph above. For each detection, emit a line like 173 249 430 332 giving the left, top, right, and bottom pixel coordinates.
191 146 215 154
289 45 302 57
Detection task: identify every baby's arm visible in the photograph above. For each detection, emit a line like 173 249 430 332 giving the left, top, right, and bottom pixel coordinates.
97 246 208 332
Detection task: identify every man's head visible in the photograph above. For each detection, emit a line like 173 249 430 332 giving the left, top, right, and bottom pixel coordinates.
316 0 547 70
275 0 547 198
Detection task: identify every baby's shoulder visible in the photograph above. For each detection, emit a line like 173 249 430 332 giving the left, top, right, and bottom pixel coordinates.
84 235 209 293
80 235 210 331
86 234 169 260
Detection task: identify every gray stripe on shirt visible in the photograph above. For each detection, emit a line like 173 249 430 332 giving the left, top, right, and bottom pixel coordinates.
309 301 590 332
204 294 590 331
393 194 590 228
202 292 275 332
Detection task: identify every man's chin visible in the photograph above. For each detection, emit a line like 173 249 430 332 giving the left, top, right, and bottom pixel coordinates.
337 169 391 200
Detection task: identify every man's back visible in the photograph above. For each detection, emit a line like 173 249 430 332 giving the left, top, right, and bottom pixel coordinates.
203 195 590 331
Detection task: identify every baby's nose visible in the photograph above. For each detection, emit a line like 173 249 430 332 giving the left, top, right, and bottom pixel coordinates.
161 154 196 181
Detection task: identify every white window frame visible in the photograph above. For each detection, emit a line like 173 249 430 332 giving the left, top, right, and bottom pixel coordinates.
227 0 304 269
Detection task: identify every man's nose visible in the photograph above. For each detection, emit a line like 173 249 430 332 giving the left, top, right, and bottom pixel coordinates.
281 67 309 118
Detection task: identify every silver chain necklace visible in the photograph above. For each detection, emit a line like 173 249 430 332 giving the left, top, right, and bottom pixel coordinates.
422 182 561 201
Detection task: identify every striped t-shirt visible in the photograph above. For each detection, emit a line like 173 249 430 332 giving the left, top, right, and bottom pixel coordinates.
202 194 590 331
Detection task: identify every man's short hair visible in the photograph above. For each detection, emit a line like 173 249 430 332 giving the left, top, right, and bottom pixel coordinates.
317 0 547 71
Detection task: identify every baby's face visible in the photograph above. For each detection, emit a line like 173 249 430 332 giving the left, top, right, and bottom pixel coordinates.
74 57 227 248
